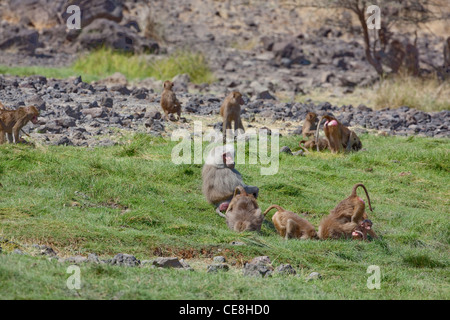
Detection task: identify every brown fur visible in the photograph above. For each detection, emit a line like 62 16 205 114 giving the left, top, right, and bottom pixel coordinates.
302 112 318 138
352 219 378 241
225 186 263 232
299 138 329 153
315 115 361 153
318 183 373 240
0 106 39 144
160 81 182 121
220 91 245 142
264 205 318 240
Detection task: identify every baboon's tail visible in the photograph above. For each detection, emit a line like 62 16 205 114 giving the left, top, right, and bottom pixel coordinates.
263 205 285 217
298 141 311 154
352 183 373 212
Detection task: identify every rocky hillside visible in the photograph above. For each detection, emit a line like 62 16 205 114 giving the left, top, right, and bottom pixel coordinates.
0 73 448 148
0 0 448 145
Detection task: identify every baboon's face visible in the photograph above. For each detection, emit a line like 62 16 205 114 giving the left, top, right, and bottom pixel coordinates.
307 112 317 122
232 92 244 105
28 106 39 124
163 81 174 90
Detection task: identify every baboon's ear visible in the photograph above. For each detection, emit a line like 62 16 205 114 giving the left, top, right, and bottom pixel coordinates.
234 186 246 197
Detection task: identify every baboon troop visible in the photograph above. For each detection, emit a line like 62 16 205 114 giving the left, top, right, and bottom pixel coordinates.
0 105 39 144
198 107 376 240
0 79 379 243
160 80 182 121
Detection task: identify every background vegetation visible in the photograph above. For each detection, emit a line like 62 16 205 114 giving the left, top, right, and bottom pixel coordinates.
0 48 216 85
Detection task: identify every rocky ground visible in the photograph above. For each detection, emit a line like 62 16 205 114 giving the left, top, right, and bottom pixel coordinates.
1 236 320 278
0 73 448 148
0 0 448 145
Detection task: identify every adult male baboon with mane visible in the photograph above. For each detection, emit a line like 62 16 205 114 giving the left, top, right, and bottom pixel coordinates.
202 145 259 216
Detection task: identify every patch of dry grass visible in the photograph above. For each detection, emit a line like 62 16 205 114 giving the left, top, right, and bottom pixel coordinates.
375 75 449 112
295 75 449 112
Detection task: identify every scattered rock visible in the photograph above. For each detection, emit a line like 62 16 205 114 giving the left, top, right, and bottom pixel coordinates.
306 272 322 281
39 246 57 257
60 255 88 264
152 257 184 269
87 253 100 264
276 264 297 275
280 146 293 155
207 263 230 273
230 241 246 246
110 253 140 267
213 256 227 263
243 263 273 278
250 256 271 265
293 150 305 156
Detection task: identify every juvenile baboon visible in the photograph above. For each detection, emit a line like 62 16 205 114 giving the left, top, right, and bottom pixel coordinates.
202 145 259 216
299 138 329 153
220 91 245 142
315 115 361 153
160 80 182 121
302 112 318 138
0 106 39 144
225 186 264 232
352 219 378 241
318 183 373 240
263 205 318 240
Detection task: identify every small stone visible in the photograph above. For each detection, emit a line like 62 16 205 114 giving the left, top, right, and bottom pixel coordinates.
40 246 57 257
13 249 25 255
141 260 155 266
307 272 322 281
87 253 100 264
152 257 184 269
180 259 194 271
280 146 293 155
61 255 88 264
250 256 271 265
243 263 273 278
213 256 226 263
110 253 140 267
276 264 297 275
230 241 245 246
207 263 230 273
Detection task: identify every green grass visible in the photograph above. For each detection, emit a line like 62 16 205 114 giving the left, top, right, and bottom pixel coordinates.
0 134 449 299
0 48 215 84
0 65 100 83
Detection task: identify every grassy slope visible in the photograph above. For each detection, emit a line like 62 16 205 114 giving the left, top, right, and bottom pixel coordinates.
0 134 449 299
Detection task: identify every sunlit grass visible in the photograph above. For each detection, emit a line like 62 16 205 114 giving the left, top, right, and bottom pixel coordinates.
0 48 216 85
